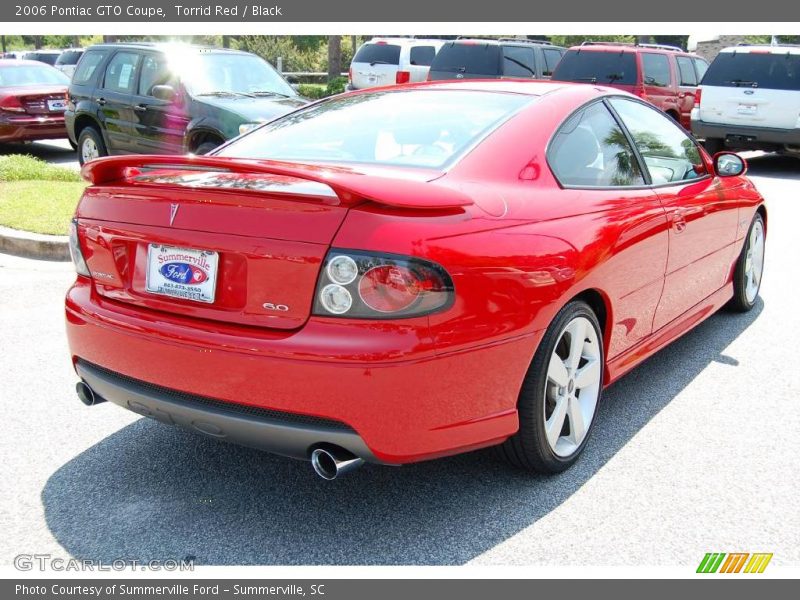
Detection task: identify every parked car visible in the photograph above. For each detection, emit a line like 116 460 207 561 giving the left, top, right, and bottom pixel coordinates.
346 37 445 90
2 51 27 60
428 38 565 81
23 50 63 66
552 42 709 129
66 80 765 479
0 60 70 144
691 44 800 155
65 43 308 165
55 48 85 79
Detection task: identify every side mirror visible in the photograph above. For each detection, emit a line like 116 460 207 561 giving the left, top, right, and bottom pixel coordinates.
714 152 746 177
151 84 177 102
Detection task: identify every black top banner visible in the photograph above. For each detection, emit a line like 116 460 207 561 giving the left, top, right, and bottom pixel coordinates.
2 0 800 22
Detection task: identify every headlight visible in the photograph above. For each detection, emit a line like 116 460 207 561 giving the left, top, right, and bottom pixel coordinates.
238 122 263 135
312 250 454 319
68 219 91 278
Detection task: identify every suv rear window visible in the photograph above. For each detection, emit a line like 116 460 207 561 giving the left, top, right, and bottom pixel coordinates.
353 43 401 65
502 46 536 77
702 52 800 91
430 43 501 76
553 50 637 85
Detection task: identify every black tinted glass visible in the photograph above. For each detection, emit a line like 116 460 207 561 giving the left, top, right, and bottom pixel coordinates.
353 44 401 65
702 52 800 90
409 46 436 66
552 50 637 85
430 43 501 76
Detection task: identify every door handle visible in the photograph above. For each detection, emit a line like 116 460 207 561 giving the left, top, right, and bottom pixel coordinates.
672 209 687 233
133 104 148 112
96 97 107 106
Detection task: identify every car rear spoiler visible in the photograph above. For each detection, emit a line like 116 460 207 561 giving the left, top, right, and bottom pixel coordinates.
80 155 474 210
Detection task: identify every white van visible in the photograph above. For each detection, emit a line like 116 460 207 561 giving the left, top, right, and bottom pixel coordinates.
691 45 800 154
347 38 445 91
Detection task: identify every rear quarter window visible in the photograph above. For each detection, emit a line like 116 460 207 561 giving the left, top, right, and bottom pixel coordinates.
353 44 401 65
430 43 502 76
502 46 536 77
542 48 564 77
409 46 436 66
72 50 108 85
702 52 800 91
641 53 671 87
56 50 83 66
552 50 637 85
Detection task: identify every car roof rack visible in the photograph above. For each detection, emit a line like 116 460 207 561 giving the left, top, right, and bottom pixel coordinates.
497 38 554 46
736 42 800 48
580 41 684 52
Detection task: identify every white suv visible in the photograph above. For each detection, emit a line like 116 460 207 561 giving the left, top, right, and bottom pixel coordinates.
691 45 800 154
347 38 445 91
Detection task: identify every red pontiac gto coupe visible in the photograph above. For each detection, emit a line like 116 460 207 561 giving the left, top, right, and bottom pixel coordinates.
65 80 766 479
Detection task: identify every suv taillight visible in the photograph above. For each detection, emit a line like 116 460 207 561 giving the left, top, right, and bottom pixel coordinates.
694 88 702 107
396 70 411 84
633 85 648 100
313 250 454 319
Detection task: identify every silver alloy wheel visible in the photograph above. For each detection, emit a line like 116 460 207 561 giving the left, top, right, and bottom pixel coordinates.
81 137 99 163
744 219 765 303
544 316 602 457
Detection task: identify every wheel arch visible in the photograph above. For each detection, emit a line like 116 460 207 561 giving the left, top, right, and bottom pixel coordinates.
560 287 613 384
756 203 768 236
185 125 226 153
73 113 102 141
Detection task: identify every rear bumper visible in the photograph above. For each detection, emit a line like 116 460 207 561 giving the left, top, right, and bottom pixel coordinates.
691 118 800 149
66 279 537 464
0 114 66 142
76 359 381 463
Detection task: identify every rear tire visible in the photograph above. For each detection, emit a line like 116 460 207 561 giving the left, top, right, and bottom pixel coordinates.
77 126 107 166
728 213 765 312
703 137 724 155
497 301 604 474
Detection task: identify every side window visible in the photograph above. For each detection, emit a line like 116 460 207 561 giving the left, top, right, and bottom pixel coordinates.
72 50 107 86
693 57 709 82
676 56 697 86
542 48 563 77
409 46 436 67
103 51 140 94
549 101 645 187
641 53 671 87
138 54 176 96
609 97 704 184
502 46 536 77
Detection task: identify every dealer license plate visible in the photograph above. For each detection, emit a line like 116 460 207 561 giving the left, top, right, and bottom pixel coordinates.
145 244 219 304
737 103 757 115
47 99 66 112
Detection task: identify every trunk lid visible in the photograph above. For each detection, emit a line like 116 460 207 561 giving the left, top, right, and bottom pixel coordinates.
76 156 469 330
12 85 68 114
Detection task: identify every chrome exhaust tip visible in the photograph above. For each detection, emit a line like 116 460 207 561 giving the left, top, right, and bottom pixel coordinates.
311 447 365 480
76 381 104 406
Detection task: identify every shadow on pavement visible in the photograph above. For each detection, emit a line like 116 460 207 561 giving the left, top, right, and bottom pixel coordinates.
0 140 77 167
42 299 763 565
745 153 800 180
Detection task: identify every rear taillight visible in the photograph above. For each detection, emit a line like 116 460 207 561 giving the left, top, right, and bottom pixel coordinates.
633 85 648 100
0 95 25 113
68 219 91 278
313 250 454 319
694 88 702 107
396 70 411 85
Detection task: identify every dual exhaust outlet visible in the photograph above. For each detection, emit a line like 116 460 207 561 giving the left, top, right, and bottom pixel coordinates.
76 380 364 479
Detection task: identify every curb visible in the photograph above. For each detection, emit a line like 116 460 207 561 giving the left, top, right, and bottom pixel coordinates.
0 225 70 261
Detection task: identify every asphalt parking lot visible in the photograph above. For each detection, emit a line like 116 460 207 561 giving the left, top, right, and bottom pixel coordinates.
0 154 798 567
0 139 79 170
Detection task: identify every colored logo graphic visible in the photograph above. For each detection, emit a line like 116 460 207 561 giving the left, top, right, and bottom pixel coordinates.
697 552 773 574
160 262 208 285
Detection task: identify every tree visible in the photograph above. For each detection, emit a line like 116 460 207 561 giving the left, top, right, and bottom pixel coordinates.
328 36 342 81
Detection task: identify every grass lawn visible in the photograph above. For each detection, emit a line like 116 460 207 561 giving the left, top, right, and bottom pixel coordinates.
0 155 85 236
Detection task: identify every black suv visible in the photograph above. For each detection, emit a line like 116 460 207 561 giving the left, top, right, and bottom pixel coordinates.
428 38 566 81
65 43 307 164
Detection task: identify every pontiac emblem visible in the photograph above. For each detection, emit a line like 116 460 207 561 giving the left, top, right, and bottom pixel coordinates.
169 203 180 226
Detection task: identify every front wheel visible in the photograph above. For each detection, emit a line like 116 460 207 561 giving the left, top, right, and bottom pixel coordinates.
728 213 765 312
498 301 604 473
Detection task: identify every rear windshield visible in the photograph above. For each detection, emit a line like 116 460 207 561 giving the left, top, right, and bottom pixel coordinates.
218 89 530 169
702 52 800 91
0 64 69 87
553 50 638 85
26 53 59 66
56 50 83 66
430 43 501 76
353 43 401 66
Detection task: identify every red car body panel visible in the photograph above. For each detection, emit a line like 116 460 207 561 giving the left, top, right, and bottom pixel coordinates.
65 81 765 465
0 70 67 142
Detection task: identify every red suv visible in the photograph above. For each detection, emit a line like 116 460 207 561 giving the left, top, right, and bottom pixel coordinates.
552 42 709 129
